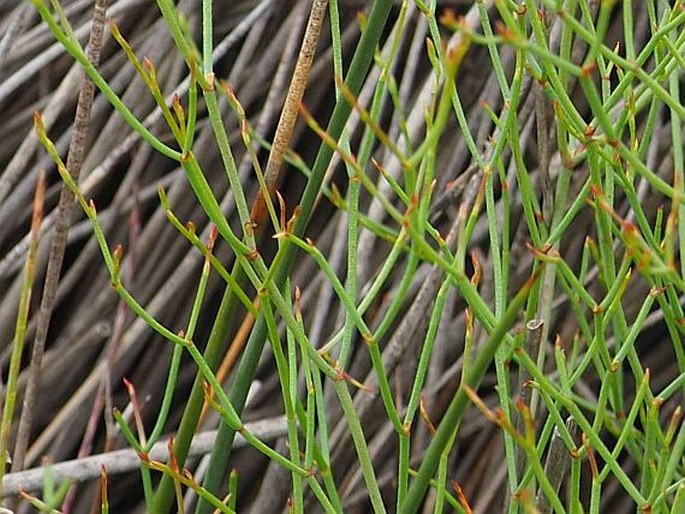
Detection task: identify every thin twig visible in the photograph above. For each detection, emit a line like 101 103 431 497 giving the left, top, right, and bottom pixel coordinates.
0 170 45 499
249 0 329 232
536 417 578 513
513 319 544 484
12 0 109 473
2 417 287 498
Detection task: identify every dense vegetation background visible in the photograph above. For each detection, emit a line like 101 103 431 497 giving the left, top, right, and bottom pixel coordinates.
0 0 683 512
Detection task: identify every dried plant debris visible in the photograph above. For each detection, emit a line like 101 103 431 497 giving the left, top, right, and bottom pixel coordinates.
0 1 683 513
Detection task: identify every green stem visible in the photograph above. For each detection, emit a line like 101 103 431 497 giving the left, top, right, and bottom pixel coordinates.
196 2 395 509
399 273 537 513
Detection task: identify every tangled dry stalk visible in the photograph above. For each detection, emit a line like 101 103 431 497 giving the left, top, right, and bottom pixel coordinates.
0 0 683 512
